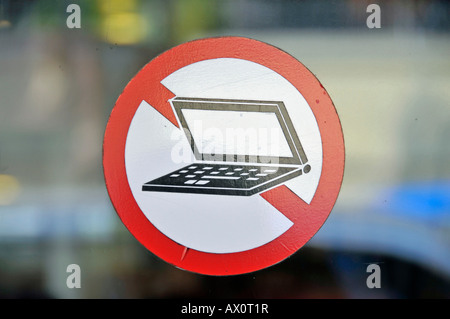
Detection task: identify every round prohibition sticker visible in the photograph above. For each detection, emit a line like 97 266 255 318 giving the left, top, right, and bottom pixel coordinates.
103 37 344 275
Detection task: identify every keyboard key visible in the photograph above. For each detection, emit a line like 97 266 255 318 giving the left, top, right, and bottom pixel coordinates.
194 171 205 174
202 176 240 180
188 166 197 169
184 180 197 184
225 172 234 175
169 174 180 177
256 173 267 177
240 173 249 176
234 168 243 171
203 167 213 170
249 169 258 172
210 171 220 175
219 167 228 170
195 180 210 185
185 175 195 178
247 177 259 181
179 170 188 173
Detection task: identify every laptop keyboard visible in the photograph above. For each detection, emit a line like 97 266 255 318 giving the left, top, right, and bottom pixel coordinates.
142 163 305 195
144 163 299 189
170 164 285 186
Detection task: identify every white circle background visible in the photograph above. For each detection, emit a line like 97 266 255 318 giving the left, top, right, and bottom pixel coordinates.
124 58 323 254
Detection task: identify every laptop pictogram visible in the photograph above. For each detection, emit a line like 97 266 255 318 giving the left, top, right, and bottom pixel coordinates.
142 97 311 196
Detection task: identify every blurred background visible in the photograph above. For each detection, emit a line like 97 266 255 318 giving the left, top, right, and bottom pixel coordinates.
0 0 449 299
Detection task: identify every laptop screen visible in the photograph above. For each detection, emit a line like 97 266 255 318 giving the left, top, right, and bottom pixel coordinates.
172 97 307 165
181 109 293 158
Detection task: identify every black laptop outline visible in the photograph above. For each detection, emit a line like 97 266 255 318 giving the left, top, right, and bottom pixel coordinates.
142 97 311 196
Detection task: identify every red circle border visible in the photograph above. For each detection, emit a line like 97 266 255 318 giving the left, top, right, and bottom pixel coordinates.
103 37 345 276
